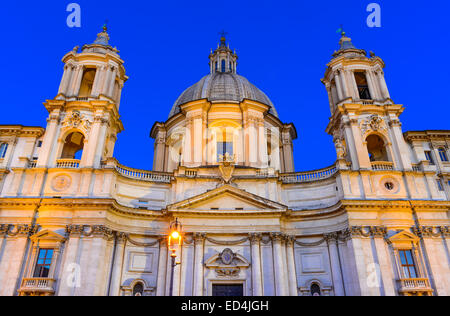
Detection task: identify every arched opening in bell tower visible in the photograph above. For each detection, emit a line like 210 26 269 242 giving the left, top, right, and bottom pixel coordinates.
61 132 85 160
366 134 389 162
354 72 371 100
78 68 96 98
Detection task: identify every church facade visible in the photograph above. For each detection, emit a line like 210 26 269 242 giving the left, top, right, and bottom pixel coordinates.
0 27 449 296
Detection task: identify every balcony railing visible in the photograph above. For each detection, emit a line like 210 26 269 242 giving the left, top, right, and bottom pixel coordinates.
18 278 55 296
56 159 80 169
371 161 394 171
115 164 172 183
280 165 338 184
397 278 433 296
28 160 38 168
185 170 198 178
412 164 422 172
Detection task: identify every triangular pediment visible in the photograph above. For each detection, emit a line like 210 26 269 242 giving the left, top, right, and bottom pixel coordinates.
388 230 420 248
168 184 287 212
30 229 66 242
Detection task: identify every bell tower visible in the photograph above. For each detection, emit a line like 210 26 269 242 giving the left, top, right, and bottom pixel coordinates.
323 32 412 171
38 26 128 169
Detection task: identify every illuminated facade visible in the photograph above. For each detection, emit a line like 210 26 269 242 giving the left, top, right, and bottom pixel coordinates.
0 28 449 296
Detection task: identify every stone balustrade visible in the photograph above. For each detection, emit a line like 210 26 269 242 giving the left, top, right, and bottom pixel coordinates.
397 278 433 296
18 278 56 296
371 161 394 171
56 159 80 169
280 165 338 184
115 163 172 183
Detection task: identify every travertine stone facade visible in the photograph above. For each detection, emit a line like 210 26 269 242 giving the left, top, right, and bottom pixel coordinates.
0 30 448 296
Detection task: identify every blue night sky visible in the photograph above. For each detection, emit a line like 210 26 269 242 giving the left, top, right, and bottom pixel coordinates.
1 1 449 171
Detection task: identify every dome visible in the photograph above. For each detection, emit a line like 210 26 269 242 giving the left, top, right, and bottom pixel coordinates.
170 72 278 118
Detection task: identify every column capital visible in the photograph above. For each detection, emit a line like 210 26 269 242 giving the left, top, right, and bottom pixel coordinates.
193 232 206 243
249 233 263 243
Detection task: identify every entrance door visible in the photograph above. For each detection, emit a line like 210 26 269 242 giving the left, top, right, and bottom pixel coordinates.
212 284 244 297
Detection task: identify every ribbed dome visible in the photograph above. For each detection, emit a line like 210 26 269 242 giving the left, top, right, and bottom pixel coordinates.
170 73 278 118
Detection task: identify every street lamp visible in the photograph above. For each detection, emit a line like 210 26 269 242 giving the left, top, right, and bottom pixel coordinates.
168 218 183 296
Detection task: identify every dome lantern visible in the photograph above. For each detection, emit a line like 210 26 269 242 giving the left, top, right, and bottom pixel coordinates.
209 33 238 74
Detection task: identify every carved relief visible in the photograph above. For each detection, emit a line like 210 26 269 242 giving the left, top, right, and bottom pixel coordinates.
360 115 387 137
205 248 250 279
51 174 72 192
218 153 235 184
61 110 92 136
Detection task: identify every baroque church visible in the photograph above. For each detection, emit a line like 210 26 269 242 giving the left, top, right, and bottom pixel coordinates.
0 27 449 296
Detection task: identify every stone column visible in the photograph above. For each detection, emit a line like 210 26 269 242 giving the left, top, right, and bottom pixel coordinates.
57 227 82 296
72 66 84 97
334 71 344 101
371 227 397 296
365 71 377 100
107 67 118 98
248 117 258 167
282 132 294 173
109 233 127 296
285 236 298 296
258 119 268 168
91 66 104 97
193 233 205 296
250 234 263 296
183 118 193 166
156 239 168 296
153 132 167 172
325 233 345 296
377 71 391 100
0 229 30 296
193 115 203 165
339 70 350 99
93 118 109 168
179 237 194 296
271 233 288 296
37 111 60 167
58 65 71 96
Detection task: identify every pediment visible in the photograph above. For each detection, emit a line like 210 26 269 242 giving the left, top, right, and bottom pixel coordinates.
30 229 66 242
388 230 420 248
168 184 287 212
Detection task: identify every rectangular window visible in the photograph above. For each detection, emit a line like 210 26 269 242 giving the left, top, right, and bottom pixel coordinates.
33 249 54 278
437 180 444 191
217 142 233 161
212 284 244 297
424 151 434 165
0 143 8 159
438 148 449 162
37 141 43 148
398 250 418 279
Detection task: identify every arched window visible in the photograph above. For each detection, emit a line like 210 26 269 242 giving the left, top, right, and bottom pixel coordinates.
61 132 85 160
78 68 96 98
438 148 448 162
133 283 144 296
311 283 321 296
0 143 8 159
216 127 234 162
366 134 389 162
221 60 226 73
354 72 371 100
